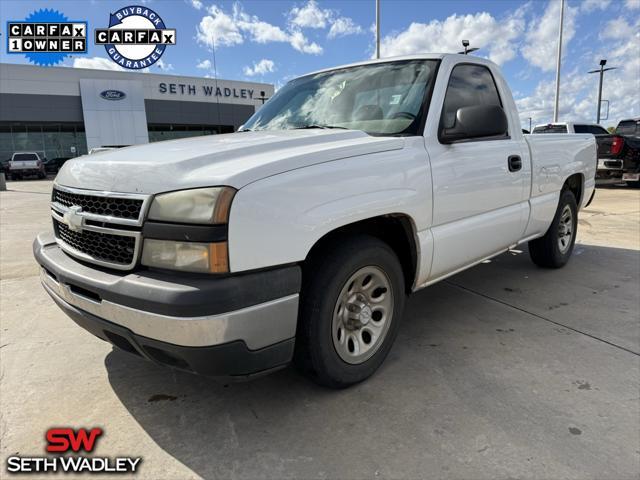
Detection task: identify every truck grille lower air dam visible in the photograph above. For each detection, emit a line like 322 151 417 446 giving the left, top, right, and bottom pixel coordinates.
50 185 150 270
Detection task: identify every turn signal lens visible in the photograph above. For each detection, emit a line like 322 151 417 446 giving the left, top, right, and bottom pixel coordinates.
141 239 229 273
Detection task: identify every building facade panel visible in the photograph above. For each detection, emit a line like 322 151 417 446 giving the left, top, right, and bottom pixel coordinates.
0 63 274 162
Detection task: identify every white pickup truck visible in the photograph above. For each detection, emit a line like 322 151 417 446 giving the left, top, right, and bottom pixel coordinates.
9 152 46 180
34 54 596 388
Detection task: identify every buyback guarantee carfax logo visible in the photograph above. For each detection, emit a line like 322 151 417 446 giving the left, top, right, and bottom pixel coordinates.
6 427 142 475
95 5 176 69
6 9 87 66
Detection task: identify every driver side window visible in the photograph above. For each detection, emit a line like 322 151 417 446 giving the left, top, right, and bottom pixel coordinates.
441 64 502 129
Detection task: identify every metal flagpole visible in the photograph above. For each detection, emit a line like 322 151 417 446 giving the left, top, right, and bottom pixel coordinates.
375 0 380 59
553 0 565 122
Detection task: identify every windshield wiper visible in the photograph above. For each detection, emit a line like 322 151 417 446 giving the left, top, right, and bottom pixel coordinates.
290 124 350 130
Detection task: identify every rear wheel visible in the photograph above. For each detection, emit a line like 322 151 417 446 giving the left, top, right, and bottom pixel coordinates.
295 235 406 388
529 189 577 268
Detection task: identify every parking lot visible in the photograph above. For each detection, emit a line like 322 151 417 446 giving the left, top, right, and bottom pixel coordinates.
1 180 639 479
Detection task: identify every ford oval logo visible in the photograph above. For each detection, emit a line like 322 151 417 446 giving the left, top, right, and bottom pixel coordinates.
100 90 126 100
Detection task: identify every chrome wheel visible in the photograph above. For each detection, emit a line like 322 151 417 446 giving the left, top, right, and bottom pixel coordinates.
557 204 573 253
332 266 394 365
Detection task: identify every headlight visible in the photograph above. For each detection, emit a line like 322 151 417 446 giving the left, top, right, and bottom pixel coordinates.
148 187 235 224
141 239 228 273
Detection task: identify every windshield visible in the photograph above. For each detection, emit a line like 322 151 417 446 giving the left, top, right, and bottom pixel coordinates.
12 153 38 161
616 120 640 136
242 60 439 136
532 125 568 134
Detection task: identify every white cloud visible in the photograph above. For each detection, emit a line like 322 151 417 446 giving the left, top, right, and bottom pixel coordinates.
196 5 244 48
328 17 363 39
601 17 637 40
72 56 124 71
380 11 525 65
521 0 577 72
196 59 212 69
155 59 173 71
580 0 612 12
243 58 276 76
288 30 323 54
517 16 640 128
188 0 203 10
196 3 323 55
289 0 331 29
625 0 640 9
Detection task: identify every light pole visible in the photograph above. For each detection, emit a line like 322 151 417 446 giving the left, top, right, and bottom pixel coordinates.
588 59 617 124
553 0 565 122
458 39 479 55
375 0 380 59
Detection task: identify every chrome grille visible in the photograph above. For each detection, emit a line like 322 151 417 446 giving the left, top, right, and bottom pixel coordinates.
54 219 136 266
52 187 144 220
50 185 149 270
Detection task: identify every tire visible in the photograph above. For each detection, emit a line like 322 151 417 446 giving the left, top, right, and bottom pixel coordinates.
627 181 640 188
528 189 578 268
295 235 406 388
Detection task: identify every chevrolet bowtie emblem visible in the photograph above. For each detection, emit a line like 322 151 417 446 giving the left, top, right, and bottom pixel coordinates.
63 205 84 232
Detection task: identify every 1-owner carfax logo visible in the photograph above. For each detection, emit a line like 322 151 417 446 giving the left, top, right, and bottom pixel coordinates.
6 9 87 66
95 5 176 70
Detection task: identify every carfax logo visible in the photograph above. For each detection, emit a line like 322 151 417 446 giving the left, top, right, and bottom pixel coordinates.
6 9 87 66
95 5 176 70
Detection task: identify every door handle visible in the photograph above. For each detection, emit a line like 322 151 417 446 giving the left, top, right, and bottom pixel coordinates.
508 155 522 172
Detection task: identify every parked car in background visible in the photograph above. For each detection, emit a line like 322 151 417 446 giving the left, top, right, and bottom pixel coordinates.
1 158 11 175
43 157 72 175
9 152 46 180
35 54 596 387
608 118 640 187
532 122 621 185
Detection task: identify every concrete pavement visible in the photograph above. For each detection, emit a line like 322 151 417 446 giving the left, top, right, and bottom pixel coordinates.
1 180 639 479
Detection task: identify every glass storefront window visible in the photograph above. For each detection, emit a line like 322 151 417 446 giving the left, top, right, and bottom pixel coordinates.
0 122 87 161
0 125 13 163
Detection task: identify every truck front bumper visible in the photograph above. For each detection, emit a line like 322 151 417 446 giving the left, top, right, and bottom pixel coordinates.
33 233 301 378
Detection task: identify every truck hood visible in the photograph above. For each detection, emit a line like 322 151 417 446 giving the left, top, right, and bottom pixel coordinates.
55 130 404 194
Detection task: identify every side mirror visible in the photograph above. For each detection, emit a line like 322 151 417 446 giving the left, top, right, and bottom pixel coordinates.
440 104 508 143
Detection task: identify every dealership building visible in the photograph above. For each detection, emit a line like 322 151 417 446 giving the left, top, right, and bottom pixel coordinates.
0 63 274 161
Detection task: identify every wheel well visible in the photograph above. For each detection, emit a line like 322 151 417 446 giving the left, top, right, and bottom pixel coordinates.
563 173 584 206
304 215 418 293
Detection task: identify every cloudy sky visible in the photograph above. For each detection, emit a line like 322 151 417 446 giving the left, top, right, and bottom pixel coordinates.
1 0 638 128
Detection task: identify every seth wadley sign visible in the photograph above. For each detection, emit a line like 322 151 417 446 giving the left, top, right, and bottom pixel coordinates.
159 82 258 100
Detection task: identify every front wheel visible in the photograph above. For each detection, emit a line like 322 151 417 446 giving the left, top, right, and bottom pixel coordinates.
528 189 578 268
295 235 406 388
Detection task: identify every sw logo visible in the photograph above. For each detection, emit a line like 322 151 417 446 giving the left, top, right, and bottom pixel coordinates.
95 6 176 70
46 427 103 453
6 8 87 66
5 427 141 474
